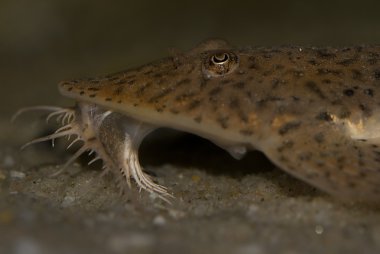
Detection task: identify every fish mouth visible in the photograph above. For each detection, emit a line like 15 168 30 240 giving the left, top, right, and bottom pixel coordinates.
14 102 173 202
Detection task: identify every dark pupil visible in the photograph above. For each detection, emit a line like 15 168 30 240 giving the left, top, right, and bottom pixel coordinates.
212 53 229 64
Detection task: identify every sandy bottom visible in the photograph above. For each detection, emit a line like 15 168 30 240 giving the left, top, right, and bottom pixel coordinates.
1 118 380 254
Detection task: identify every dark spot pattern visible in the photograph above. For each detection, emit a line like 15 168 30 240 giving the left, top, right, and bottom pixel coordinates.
127 79 136 85
278 121 302 135
194 116 202 123
298 152 312 161
351 69 362 80
314 132 325 143
233 82 245 89
221 79 232 84
305 81 326 99
87 87 100 91
229 98 240 110
135 83 149 96
316 49 336 58
176 78 192 86
308 59 317 65
209 87 222 96
170 108 179 114
148 88 173 103
343 89 354 97
337 58 356 66
293 70 304 78
274 64 284 70
239 129 253 136
374 70 380 80
322 79 331 84
364 88 374 97
175 92 197 102
271 79 280 89
291 96 300 101
153 72 163 78
338 108 351 119
359 103 372 117
217 116 229 129
316 112 333 122
317 68 343 76
114 79 126 85
113 86 124 95
107 76 119 82
187 100 201 111
277 141 294 152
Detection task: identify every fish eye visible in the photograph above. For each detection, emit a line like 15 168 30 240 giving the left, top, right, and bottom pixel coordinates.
211 53 230 64
203 51 239 78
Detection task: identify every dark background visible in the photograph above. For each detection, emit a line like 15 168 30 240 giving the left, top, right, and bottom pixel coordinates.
2 2 380 253
2 0 380 117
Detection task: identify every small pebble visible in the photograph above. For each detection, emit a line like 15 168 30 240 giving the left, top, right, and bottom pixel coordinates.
10 170 25 179
13 238 41 254
0 210 14 224
153 215 166 226
168 209 186 220
0 170 6 180
315 225 324 235
3 155 15 167
247 204 260 217
238 243 264 254
191 175 201 183
371 226 380 243
61 196 76 207
108 233 154 252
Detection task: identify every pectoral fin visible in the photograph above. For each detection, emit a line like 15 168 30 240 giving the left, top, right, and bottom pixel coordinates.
261 121 380 203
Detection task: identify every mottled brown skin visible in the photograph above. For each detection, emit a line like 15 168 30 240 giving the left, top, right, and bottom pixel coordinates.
59 39 380 202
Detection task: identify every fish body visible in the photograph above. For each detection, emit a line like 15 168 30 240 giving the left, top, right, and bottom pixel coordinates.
20 39 380 202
